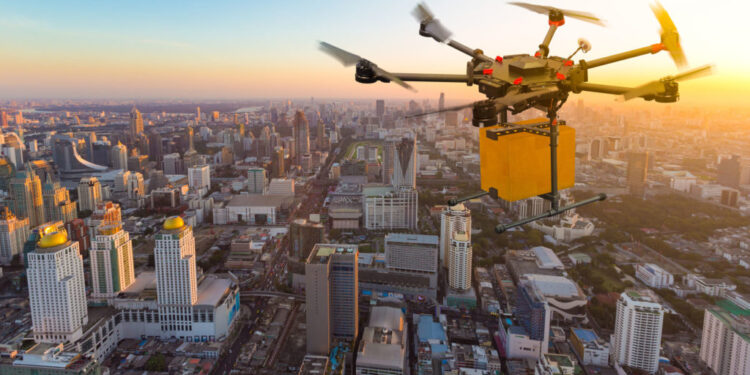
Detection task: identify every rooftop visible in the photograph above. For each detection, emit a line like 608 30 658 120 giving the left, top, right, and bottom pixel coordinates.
524 274 583 299
532 246 564 269
226 194 294 207
385 233 439 245
195 275 235 307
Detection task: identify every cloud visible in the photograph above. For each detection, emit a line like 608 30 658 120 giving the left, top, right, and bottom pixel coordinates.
0 14 41 29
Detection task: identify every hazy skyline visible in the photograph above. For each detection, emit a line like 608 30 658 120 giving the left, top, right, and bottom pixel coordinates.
0 0 747 106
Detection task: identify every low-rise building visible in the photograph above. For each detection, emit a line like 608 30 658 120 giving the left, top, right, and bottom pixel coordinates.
636 263 675 289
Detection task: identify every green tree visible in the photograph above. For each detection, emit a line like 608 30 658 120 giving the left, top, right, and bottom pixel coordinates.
145 353 167 372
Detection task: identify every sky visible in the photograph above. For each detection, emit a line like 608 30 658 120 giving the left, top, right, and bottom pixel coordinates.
0 0 748 107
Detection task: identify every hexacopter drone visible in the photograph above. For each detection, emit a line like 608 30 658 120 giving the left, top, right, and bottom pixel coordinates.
320 2 713 233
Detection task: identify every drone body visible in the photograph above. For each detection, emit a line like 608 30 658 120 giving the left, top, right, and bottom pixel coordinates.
320 1 712 233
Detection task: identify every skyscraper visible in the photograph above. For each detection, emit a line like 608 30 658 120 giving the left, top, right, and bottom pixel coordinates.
0 111 7 127
247 167 267 194
383 140 395 185
86 201 122 236
42 173 77 224
392 137 417 189
700 300 750 375
0 207 30 265
130 107 144 139
155 216 198 335
90 223 135 301
439 204 471 269
10 169 44 227
290 219 324 259
438 92 445 111
188 164 211 194
148 131 163 163
127 172 145 199
293 111 310 165
306 244 358 355
77 177 103 212
717 155 742 188
111 142 128 170
317 119 327 151
272 146 285 178
516 276 551 355
163 153 183 175
611 290 664 374
376 99 385 122
448 232 472 291
626 152 649 197
27 228 88 343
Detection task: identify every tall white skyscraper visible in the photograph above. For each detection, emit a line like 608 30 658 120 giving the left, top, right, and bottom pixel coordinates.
26 228 88 343
162 153 183 175
155 216 198 336
391 137 417 189
699 300 750 375
188 164 211 195
611 290 664 374
77 177 102 212
90 223 135 300
448 232 472 291
439 203 471 269
247 167 266 194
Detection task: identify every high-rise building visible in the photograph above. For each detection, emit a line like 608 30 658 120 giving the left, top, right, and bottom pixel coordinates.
306 244 359 355
293 111 310 165
90 223 135 301
77 177 103 212
42 173 77 224
438 92 445 111
188 164 211 194
439 204 471 269
111 142 128 170
27 228 88 343
9 169 44 227
364 186 418 230
392 137 417 189
383 140 395 185
148 131 163 163
247 167 266 194
317 119 327 151
376 99 385 122
163 153 183 175
91 140 111 167
611 290 664 374
129 107 144 139
717 155 742 188
273 146 285 178
195 106 201 122
700 299 750 375
290 218 324 259
384 233 438 275
448 232 472 291
0 110 7 127
0 207 30 265
127 172 145 199
626 152 649 197
155 216 198 336
516 276 551 355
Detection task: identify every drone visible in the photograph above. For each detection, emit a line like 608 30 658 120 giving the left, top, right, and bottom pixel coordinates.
320 2 713 234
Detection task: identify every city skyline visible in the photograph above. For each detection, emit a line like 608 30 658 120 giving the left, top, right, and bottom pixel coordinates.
1 0 747 106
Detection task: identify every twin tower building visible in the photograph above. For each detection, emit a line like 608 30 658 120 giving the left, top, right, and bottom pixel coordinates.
25 216 239 358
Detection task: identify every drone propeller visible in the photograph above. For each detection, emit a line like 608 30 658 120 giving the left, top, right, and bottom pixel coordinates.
620 64 714 101
412 3 453 42
509 2 605 26
318 41 415 92
650 1 687 69
408 87 559 118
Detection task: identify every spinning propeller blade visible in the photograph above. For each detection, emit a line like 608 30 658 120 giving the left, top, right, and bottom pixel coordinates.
651 1 687 69
318 41 415 92
509 2 605 26
412 3 453 42
620 64 714 101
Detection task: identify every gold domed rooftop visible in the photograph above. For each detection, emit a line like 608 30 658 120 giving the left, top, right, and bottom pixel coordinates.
38 230 69 249
163 216 185 230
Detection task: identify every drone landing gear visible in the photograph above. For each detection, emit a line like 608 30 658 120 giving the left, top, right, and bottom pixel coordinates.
446 104 606 234
497 106 605 233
